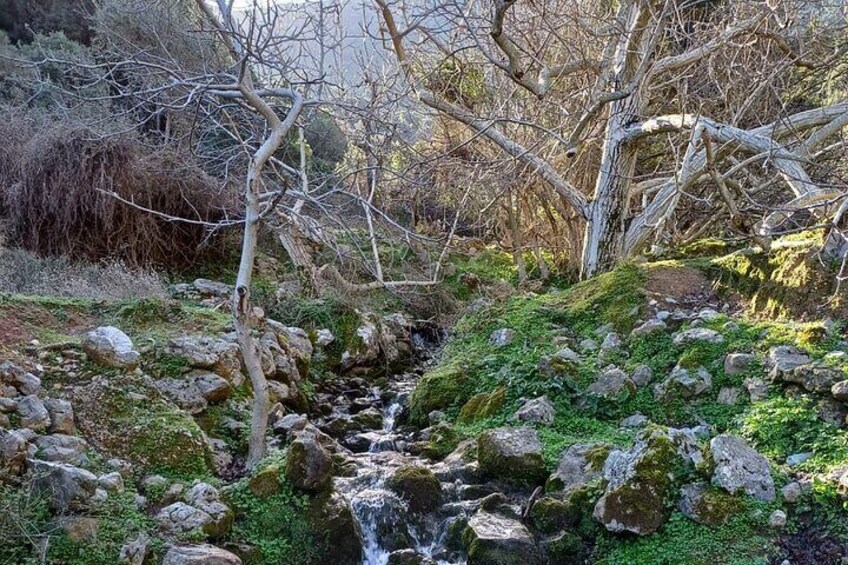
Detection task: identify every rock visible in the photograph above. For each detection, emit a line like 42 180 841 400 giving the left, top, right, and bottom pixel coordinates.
490 328 515 348
697 308 721 321
515 396 555 424
594 427 701 535
833 380 848 401
477 427 547 485
0 429 28 475
672 328 724 346
83 326 140 369
601 332 622 350
156 502 216 537
273 413 308 440
542 530 584 564
29 459 98 512
208 438 232 476
192 278 232 297
769 510 787 528
579 338 599 352
786 452 813 467
630 365 654 387
98 471 125 493
387 465 442 514
267 381 292 404
724 353 756 376
119 532 149 565
166 335 240 374
33 434 87 464
710 435 775 501
285 430 333 491
782 482 803 504
154 379 208 414
555 347 582 363
18 395 50 431
44 398 75 434
315 329 335 347
186 483 233 537
717 386 741 405
620 413 648 428
191 373 232 402
654 365 712 400
59 515 100 542
547 442 611 492
767 346 810 380
248 466 281 499
816 397 847 427
743 378 769 402
352 407 384 431
0 360 41 395
788 363 844 393
0 397 17 412
587 366 635 398
462 511 544 565
631 319 667 337
678 482 741 526
459 387 505 423
162 544 243 565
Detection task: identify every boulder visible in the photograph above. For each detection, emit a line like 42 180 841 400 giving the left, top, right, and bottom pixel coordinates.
18 395 50 431
620 413 649 428
717 387 741 405
710 435 774 501
654 365 712 400
119 532 150 565
833 380 848 401
767 346 810 380
0 429 28 475
273 413 308 440
154 379 208 414
83 326 140 369
192 278 232 297
594 428 701 535
630 365 654 387
462 511 544 565
58 515 100 542
191 373 232 402
459 387 505 423
156 502 216 537
672 328 724 346
515 396 555 424
315 329 335 347
166 335 240 377
490 328 515 348
743 378 769 402
387 465 442 514
547 442 611 492
30 459 97 512
631 319 667 337
601 332 622 350
678 482 741 526
769 510 787 528
555 347 582 363
162 545 243 565
98 471 125 493
587 367 635 398
477 427 546 485
307 490 362 565
185 483 233 537
785 363 843 393
45 398 75 434
782 482 803 503
33 434 87 464
724 353 755 376
0 361 41 395
285 430 333 491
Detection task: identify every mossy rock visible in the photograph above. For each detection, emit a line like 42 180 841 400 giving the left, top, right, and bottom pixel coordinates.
307 490 362 565
71 375 212 478
477 427 547 486
386 465 442 514
421 423 460 461
529 498 571 534
458 387 505 423
543 530 585 565
408 363 473 426
248 465 281 499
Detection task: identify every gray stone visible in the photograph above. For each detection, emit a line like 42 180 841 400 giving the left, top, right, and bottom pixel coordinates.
119 532 149 565
0 397 17 413
156 502 214 536
579 338 599 352
192 278 232 297
34 434 87 464
185 483 233 537
673 328 724 346
166 335 240 371
17 395 50 431
601 332 622 350
98 472 125 493
717 386 741 405
769 510 787 528
30 459 98 512
767 346 811 380
555 347 582 363
0 429 28 475
631 319 667 337
0 361 41 395
786 452 813 467
587 367 635 398
162 545 242 565
45 398 75 434
785 363 843 393
515 396 555 424
656 310 671 321
743 378 769 402
782 482 803 504
273 413 308 439
678 482 736 526
315 329 335 347
620 413 649 428
547 442 610 492
83 326 140 369
630 365 654 387
654 365 712 400
710 435 775 501
477 427 547 485
154 379 208 414
697 308 721 321
285 430 333 491
490 328 516 348
833 380 848 401
191 372 232 402
724 353 756 376
463 511 544 565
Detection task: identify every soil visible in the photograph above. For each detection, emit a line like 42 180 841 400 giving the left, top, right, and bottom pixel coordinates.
776 514 848 565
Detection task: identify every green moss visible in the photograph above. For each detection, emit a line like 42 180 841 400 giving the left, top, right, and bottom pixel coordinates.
676 238 730 258
386 465 442 513
544 530 585 564
421 424 460 460
693 487 744 526
458 386 506 423
408 363 474 426
529 498 571 534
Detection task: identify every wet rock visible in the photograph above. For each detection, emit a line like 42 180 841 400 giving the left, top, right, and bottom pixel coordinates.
459 387 505 423
515 396 555 424
119 532 149 564
630 365 654 387
155 379 208 414
678 482 741 526
307 491 361 565
352 407 384 430
724 353 755 376
44 398 75 434
477 427 547 485
387 549 425 565
767 346 810 380
717 386 741 405
547 442 611 492
33 434 87 464
83 326 140 369
462 511 544 565
285 430 332 491
186 483 233 537
0 429 28 475
710 435 774 501
18 395 50 431
654 364 712 400
30 459 97 512
631 319 667 337
672 328 724 346
587 366 635 398
528 497 571 534
743 377 769 402
162 544 243 565
594 428 701 535
191 373 232 402
490 328 515 348
0 361 41 395
387 465 442 514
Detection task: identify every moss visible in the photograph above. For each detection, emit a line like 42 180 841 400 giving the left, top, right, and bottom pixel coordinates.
408 363 474 426
386 465 442 514
529 497 571 534
544 530 585 564
458 386 506 423
693 487 744 526
586 444 613 472
421 424 460 460
676 238 730 258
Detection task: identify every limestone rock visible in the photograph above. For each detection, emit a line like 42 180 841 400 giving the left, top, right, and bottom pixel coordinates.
631 319 667 337
547 442 611 492
630 365 654 387
119 532 149 565
18 395 50 431
767 346 810 380
30 459 97 512
515 396 555 424
155 379 208 414
192 278 232 297
98 471 125 493
285 430 333 491
587 367 635 398
710 435 774 501
387 465 442 514
162 544 243 565
833 380 848 401
156 502 215 537
782 482 803 504
462 511 544 565
166 335 240 375
33 434 87 465
717 387 741 405
678 482 741 526
724 353 756 376
673 328 724 346
0 361 41 395
83 326 140 369
490 328 515 348
186 483 233 537
785 363 843 393
0 429 28 475
743 378 769 402
45 398 75 434
191 372 232 402
477 427 546 485
654 364 712 400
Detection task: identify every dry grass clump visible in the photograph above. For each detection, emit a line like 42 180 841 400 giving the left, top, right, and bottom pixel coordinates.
0 114 238 270
0 247 167 300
